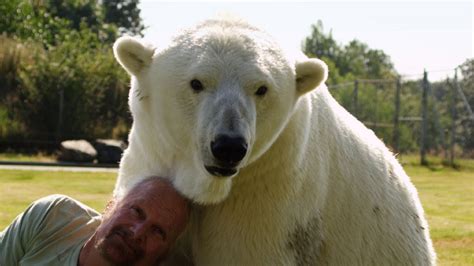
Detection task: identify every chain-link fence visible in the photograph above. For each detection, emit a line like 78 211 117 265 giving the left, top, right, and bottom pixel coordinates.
328 69 473 165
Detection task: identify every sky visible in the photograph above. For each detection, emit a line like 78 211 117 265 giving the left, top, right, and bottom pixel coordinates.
138 0 473 81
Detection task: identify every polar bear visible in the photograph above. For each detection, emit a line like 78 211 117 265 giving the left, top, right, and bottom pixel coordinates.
113 17 436 265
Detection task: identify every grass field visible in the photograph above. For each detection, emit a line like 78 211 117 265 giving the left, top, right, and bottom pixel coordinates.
0 170 116 224
397 156 474 265
0 155 472 265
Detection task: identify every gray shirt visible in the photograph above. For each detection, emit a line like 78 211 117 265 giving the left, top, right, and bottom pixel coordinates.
0 194 101 265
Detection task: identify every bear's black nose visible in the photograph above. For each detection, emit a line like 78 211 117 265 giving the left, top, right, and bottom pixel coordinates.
211 134 247 167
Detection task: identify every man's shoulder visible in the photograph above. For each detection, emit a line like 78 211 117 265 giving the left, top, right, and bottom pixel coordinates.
35 194 75 206
0 195 101 265
35 194 85 206
30 194 101 221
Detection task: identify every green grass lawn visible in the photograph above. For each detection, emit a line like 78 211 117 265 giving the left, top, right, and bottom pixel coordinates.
0 170 117 228
398 155 474 265
0 156 472 265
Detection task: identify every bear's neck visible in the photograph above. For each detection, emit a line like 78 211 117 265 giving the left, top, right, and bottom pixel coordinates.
125 121 176 177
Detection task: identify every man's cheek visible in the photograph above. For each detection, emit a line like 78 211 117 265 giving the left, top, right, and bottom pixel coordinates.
148 242 170 261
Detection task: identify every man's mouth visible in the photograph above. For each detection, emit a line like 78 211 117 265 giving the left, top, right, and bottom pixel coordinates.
205 165 237 177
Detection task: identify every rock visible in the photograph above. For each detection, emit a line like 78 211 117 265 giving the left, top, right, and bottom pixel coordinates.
93 139 126 164
58 140 97 163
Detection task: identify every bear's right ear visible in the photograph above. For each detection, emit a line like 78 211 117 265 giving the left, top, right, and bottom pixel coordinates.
113 36 155 76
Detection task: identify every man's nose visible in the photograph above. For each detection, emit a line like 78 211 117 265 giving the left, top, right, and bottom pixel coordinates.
130 222 147 240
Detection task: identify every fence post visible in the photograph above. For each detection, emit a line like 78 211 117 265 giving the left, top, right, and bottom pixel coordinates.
420 70 428 166
374 83 379 130
353 80 359 117
393 77 401 153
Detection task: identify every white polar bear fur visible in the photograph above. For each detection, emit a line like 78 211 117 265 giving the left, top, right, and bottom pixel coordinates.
113 17 436 265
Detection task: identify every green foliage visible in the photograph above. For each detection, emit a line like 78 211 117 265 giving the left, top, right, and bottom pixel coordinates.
0 0 71 47
103 0 145 36
0 0 22 34
301 21 474 157
303 21 400 149
398 80 423 152
7 28 130 141
303 21 342 85
0 0 117 47
0 37 27 140
46 0 102 30
303 20 397 84
458 59 474 153
0 0 138 144
45 0 118 43
0 37 22 98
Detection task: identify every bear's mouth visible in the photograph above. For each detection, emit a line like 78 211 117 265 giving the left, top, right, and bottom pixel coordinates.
205 165 237 177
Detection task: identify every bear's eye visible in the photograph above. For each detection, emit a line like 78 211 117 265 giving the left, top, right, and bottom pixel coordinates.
255 86 268 96
190 79 204 92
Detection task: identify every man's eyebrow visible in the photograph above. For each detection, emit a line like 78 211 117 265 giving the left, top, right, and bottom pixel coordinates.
134 205 146 218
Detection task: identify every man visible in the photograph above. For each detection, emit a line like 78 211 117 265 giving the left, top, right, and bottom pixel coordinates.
0 177 190 265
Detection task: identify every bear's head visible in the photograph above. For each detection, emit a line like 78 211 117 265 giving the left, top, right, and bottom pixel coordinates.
114 18 327 204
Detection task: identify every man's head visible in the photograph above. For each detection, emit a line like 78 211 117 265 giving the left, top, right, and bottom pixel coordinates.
94 177 190 265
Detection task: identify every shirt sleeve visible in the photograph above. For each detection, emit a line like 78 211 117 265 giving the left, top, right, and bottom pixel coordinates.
0 195 73 265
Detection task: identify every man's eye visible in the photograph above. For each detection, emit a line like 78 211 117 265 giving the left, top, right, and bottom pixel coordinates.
153 226 166 240
130 206 141 216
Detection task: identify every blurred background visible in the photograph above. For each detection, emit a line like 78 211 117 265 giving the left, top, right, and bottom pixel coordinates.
0 1 473 264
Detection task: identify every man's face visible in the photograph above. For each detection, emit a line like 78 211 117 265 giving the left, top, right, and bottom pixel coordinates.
94 179 189 265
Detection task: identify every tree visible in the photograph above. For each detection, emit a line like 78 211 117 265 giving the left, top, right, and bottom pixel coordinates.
0 0 118 46
459 58 474 102
457 59 474 154
303 21 340 62
0 0 22 35
46 0 101 30
302 21 400 149
102 0 145 36
302 21 343 85
302 21 397 82
0 0 72 47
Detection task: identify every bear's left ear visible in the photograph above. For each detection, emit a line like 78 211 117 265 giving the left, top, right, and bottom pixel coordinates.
295 58 328 95
113 36 155 76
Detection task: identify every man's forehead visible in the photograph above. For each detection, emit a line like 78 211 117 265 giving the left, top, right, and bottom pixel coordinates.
126 180 187 227
124 178 186 207
129 178 173 195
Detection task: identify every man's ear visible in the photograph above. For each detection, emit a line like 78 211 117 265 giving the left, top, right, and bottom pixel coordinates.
295 58 328 95
113 36 155 76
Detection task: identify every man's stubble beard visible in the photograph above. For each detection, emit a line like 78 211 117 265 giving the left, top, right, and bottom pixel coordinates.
94 229 144 266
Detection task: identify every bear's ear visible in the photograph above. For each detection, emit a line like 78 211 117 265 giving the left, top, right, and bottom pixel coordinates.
113 36 155 76
295 58 328 95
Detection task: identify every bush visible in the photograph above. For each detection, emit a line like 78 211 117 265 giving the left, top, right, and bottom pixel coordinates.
0 36 27 141
7 27 130 143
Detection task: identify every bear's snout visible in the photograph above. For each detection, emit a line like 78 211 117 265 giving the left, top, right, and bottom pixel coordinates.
210 134 247 168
